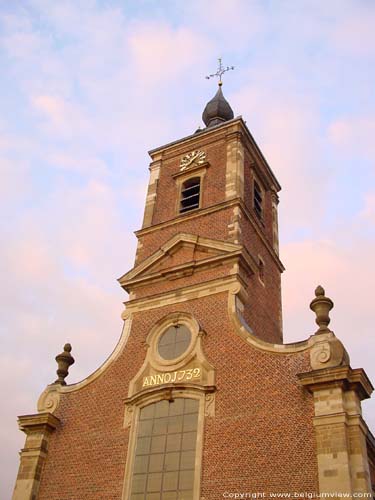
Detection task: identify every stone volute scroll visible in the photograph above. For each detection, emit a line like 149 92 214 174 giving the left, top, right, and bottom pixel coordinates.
308 286 349 370
54 343 75 385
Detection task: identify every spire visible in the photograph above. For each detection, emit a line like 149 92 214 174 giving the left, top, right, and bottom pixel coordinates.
202 58 235 128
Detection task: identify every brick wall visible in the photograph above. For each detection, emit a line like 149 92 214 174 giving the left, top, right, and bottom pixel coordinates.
37 293 318 500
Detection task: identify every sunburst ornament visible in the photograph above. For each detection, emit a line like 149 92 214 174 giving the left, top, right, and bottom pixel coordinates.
180 150 206 171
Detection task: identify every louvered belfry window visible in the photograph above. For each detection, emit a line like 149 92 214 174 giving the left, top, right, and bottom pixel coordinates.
253 179 263 219
180 177 200 213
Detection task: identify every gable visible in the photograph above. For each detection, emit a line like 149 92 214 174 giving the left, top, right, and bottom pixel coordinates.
118 233 254 291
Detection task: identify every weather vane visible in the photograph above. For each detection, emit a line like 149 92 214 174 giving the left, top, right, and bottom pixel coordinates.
206 57 234 86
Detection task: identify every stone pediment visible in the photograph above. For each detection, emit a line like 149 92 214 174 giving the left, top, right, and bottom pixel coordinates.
118 233 254 292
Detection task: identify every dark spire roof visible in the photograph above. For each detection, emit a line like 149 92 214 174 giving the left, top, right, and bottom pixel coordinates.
202 84 234 128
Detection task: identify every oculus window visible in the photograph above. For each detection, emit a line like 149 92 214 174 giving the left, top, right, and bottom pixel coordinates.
180 178 200 214
130 398 199 500
158 325 191 361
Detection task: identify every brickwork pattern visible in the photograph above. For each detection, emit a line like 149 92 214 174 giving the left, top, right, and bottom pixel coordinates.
37 293 318 500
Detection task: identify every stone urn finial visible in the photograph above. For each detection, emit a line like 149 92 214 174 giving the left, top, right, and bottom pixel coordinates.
310 285 334 334
54 343 75 385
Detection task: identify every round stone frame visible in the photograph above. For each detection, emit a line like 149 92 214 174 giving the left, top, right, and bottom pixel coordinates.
146 312 201 370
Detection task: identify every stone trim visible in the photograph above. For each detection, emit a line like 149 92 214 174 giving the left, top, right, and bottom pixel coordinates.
298 366 373 496
142 157 162 228
122 275 246 315
225 130 244 200
12 413 60 500
119 233 247 286
298 366 373 400
135 198 240 236
171 161 210 180
126 311 215 398
134 199 284 273
121 386 213 500
37 315 133 412
147 117 280 192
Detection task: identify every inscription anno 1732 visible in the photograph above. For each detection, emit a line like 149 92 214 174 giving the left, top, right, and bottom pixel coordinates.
143 368 201 387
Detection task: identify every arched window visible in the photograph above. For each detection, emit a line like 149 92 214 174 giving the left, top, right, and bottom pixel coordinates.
179 177 201 214
129 398 199 499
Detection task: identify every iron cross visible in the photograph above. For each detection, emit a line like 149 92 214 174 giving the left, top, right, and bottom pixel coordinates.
205 58 234 86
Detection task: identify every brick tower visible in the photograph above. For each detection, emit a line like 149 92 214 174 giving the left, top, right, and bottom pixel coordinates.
13 81 375 500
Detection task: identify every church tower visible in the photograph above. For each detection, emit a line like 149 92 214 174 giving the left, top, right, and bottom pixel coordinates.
122 79 284 346
12 72 375 500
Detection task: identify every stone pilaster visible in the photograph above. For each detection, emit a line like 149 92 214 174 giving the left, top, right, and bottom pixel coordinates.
299 366 373 498
142 154 162 229
225 131 244 200
12 412 60 500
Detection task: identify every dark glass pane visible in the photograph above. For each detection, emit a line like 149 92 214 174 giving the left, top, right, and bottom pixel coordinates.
162 492 177 500
164 452 180 471
138 420 153 437
149 453 164 473
183 414 197 432
158 327 176 346
163 471 179 491
168 415 183 434
178 491 193 500
147 473 162 492
132 474 147 493
178 470 194 490
134 455 148 473
140 403 155 420
166 433 181 452
180 451 195 470
136 437 151 455
183 399 199 414
169 398 184 416
155 400 169 418
181 432 196 451
148 494 160 500
151 435 166 453
158 326 191 360
153 417 168 435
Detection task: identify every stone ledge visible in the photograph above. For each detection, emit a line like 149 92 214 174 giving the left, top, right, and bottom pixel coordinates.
18 412 60 434
298 366 373 400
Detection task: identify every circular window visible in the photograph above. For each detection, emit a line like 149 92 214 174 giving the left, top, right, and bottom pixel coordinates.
158 324 191 360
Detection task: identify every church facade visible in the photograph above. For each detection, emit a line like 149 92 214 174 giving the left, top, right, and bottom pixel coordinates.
13 84 375 500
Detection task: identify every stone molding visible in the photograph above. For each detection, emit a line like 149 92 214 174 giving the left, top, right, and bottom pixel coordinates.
227 285 350 365
12 413 60 500
119 233 256 294
135 200 284 272
298 366 374 496
37 314 133 414
126 311 216 400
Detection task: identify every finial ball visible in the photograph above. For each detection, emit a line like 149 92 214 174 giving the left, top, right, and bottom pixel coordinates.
64 343 72 352
315 285 325 297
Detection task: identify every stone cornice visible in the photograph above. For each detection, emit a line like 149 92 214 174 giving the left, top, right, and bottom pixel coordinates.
119 233 255 292
135 198 239 236
135 199 284 273
298 366 374 400
147 117 281 192
18 412 60 434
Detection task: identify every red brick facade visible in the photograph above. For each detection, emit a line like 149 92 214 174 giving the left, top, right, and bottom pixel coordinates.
13 115 374 500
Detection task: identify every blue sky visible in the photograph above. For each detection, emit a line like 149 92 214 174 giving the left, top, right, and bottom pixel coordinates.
1 1 375 497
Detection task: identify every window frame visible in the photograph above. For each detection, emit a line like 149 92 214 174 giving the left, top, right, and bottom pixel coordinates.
122 391 205 500
175 172 205 217
253 176 264 221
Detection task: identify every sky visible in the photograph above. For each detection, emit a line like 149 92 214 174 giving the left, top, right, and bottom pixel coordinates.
1 0 375 497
